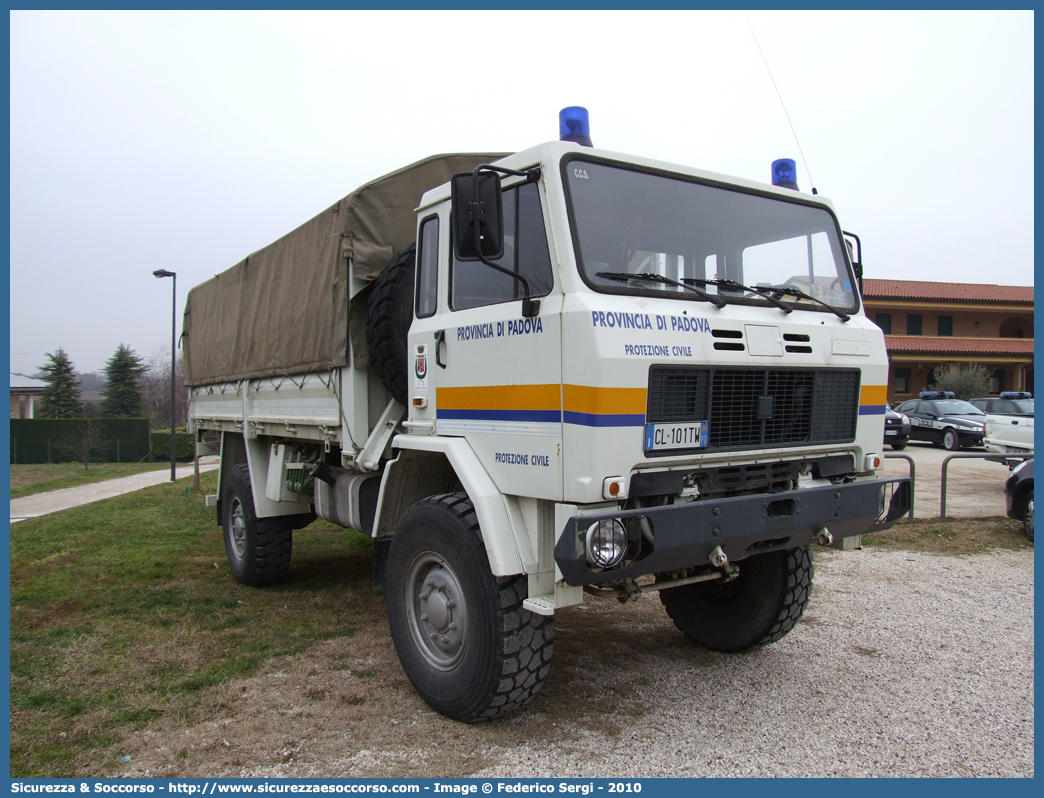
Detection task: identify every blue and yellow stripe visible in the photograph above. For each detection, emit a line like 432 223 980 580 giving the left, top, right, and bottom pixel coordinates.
562 384 646 427
858 385 888 415
437 382 888 425
436 384 648 428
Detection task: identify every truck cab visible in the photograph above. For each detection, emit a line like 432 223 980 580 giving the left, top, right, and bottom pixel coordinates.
393 139 904 587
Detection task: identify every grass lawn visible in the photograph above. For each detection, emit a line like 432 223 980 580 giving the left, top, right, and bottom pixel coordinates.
861 515 1032 555
10 462 173 500
10 470 373 777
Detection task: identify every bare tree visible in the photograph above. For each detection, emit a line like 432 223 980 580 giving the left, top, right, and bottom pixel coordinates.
56 418 112 470
142 346 188 430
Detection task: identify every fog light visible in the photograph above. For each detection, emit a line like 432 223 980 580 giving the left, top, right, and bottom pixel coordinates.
586 519 628 568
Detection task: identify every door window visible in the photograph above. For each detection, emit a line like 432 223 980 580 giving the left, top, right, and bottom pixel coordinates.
416 216 439 319
451 182 553 310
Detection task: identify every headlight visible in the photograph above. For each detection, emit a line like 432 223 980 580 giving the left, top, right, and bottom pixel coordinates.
901 415 910 424
586 519 628 568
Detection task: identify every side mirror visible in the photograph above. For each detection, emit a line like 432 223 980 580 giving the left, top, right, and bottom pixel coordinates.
842 230 864 294
451 171 504 262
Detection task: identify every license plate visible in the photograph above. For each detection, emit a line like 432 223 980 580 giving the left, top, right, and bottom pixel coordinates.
645 421 709 452
885 430 898 436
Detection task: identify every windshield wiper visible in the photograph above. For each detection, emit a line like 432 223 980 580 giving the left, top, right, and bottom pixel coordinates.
596 271 726 308
682 278 793 315
768 285 850 322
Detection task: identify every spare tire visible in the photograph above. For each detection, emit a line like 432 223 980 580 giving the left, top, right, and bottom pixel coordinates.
365 244 416 405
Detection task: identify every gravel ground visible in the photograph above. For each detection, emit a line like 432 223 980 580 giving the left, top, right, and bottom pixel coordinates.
472 548 1036 779
122 546 1034 778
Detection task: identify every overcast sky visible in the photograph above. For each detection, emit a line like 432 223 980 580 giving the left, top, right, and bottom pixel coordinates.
8 9 1034 377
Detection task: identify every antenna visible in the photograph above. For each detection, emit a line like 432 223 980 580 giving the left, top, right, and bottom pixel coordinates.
742 11 816 193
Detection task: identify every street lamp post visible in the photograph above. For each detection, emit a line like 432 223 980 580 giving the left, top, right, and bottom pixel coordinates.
153 269 177 482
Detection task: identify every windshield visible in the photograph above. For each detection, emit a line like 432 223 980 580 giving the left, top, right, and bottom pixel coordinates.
564 158 858 312
936 400 985 416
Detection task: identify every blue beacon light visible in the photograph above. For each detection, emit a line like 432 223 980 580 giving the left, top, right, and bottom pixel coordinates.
559 106 593 147
771 158 799 190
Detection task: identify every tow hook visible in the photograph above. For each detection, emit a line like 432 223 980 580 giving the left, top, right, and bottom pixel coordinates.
617 579 643 604
708 545 728 568
717 562 740 583
815 527 834 547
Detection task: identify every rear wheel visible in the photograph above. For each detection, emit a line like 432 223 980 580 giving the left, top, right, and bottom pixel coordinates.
221 463 293 586
385 493 553 722
942 428 960 451
659 546 813 652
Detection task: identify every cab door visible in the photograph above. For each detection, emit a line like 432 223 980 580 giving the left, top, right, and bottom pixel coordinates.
419 179 563 501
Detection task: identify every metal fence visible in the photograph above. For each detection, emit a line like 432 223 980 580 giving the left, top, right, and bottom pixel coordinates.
885 451 1032 520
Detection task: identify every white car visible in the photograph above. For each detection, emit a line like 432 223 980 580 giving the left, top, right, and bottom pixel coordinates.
981 394 1031 455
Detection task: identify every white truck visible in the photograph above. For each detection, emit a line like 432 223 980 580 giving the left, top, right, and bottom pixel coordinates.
184 108 911 723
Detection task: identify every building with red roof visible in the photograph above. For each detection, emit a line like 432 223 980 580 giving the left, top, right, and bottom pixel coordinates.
860 279 1033 403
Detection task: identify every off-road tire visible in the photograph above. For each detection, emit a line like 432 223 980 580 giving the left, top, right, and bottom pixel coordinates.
659 545 813 652
365 244 416 406
221 463 293 586
1023 489 1034 542
942 428 959 451
386 493 554 722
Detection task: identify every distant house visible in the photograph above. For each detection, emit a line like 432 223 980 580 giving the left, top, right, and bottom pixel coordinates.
10 374 47 419
861 279 1034 403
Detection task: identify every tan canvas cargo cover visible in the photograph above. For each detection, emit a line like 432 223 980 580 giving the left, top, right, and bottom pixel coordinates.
183 152 509 386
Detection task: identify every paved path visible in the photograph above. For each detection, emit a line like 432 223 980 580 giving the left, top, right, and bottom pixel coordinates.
10 463 218 523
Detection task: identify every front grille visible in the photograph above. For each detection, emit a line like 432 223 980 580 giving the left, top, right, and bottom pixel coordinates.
647 368 709 422
647 366 859 453
711 370 762 446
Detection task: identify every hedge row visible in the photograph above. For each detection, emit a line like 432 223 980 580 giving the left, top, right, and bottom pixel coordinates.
150 430 196 461
10 418 151 464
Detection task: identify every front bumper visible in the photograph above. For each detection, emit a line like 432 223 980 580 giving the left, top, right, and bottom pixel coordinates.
1005 474 1018 519
554 477 911 587
958 429 985 446
884 421 911 443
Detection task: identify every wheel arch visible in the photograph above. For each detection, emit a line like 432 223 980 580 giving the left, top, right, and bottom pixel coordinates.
215 432 248 525
217 432 312 522
375 436 526 577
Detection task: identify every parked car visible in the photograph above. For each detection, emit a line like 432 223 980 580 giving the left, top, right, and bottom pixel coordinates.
884 404 911 449
1005 458 1033 541
984 413 1034 454
968 392 1034 455
893 391 987 450
968 391 1034 416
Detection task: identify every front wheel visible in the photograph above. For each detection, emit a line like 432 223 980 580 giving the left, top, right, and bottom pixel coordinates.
221 463 293 586
942 428 960 451
890 441 908 450
1023 490 1034 542
385 493 553 722
659 546 813 652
